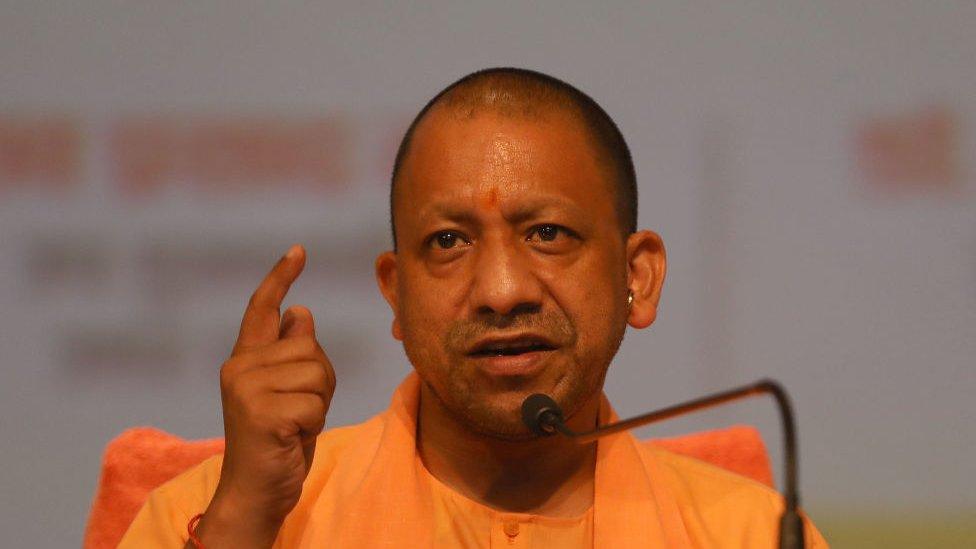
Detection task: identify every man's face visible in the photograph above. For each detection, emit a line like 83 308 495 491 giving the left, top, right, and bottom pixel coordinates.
383 107 632 439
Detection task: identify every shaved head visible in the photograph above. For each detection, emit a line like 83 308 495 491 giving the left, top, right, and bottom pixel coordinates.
390 67 637 250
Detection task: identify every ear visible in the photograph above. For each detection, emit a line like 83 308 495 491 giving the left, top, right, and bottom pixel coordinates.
374 251 404 340
625 230 667 329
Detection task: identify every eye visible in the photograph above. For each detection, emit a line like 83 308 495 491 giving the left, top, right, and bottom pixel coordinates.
527 224 574 243
429 230 470 250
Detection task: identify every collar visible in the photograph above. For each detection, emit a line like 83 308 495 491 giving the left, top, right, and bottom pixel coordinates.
298 372 690 547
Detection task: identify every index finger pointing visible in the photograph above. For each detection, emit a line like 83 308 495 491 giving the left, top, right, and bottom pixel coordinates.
235 244 306 350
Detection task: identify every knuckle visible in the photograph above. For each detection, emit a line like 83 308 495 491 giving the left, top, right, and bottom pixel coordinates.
298 393 322 413
309 411 326 434
305 364 328 389
304 399 327 432
219 361 238 387
325 367 337 392
312 395 327 416
220 357 249 383
307 358 334 389
272 422 294 442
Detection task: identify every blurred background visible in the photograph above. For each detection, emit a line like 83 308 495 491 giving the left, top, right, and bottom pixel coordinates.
1 2 973 547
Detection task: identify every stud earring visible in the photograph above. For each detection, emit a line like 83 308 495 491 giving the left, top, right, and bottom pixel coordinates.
627 291 634 307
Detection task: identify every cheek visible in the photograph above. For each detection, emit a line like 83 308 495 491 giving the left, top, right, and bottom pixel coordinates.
399 292 442 351
568 286 622 345
399 311 448 391
547 255 627 355
397 270 459 369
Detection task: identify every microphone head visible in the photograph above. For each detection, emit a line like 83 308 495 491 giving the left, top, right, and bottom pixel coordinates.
521 393 563 436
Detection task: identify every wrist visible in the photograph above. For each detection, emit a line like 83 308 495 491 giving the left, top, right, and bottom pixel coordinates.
194 490 283 549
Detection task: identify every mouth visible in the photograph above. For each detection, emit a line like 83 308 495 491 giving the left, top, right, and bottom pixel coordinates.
467 334 558 358
465 334 559 377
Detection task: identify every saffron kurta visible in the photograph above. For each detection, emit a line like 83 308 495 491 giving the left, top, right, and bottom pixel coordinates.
121 374 827 547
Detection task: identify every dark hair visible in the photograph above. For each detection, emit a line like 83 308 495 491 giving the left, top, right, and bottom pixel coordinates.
390 67 637 250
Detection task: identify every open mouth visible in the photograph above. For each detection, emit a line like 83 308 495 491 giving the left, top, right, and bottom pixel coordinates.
468 338 557 357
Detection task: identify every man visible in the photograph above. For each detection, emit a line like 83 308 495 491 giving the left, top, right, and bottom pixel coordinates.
121 68 826 547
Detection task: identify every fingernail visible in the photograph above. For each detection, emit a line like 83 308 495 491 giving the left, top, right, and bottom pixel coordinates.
286 244 301 259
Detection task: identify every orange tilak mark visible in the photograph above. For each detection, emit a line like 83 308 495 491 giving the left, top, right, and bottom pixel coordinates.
480 188 499 209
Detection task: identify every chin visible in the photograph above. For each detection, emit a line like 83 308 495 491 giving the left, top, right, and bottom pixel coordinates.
449 378 597 442
457 410 539 442
453 397 538 441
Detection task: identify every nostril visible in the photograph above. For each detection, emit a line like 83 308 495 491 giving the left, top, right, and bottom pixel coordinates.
510 302 542 316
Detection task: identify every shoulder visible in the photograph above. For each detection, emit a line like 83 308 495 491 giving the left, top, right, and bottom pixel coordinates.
645 442 782 513
638 443 829 547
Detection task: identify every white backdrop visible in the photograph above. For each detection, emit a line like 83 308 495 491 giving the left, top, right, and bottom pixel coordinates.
1 2 974 546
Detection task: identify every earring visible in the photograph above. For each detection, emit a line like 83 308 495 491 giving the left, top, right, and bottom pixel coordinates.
627 291 634 307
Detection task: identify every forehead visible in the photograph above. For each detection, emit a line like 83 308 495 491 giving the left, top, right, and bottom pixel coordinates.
396 107 615 219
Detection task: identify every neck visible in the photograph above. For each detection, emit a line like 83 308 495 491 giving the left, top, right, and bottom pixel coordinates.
416 383 601 518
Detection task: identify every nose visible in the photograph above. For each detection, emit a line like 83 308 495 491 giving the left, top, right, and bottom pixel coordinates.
469 236 543 319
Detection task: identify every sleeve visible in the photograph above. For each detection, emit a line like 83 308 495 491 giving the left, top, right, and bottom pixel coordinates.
117 488 193 548
117 456 222 548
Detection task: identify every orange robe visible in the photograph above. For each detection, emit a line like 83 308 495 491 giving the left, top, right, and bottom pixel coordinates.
121 373 827 547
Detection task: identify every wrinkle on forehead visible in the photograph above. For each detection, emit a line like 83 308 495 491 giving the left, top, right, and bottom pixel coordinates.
478 131 538 192
476 132 529 210
481 132 528 176
401 108 612 225
484 132 517 165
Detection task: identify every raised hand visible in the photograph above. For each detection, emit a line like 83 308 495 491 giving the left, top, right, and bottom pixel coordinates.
192 245 335 548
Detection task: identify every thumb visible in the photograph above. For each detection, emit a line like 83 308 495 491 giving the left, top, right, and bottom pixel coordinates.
279 305 315 339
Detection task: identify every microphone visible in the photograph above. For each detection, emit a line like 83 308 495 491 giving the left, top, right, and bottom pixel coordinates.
521 379 804 549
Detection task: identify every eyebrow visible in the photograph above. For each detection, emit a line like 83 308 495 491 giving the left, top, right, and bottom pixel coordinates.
424 205 480 226
418 195 587 227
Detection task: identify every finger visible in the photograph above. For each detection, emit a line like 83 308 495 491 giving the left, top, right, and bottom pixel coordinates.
242 360 334 398
235 245 306 350
292 393 328 438
280 305 315 339
225 336 331 375
263 392 327 443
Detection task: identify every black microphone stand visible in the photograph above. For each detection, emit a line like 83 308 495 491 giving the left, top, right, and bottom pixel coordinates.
521 379 805 549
